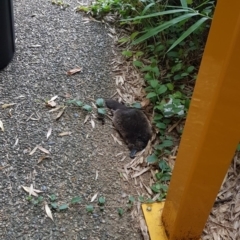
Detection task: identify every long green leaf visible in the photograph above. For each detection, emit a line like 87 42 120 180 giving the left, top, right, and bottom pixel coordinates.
167 17 209 52
122 9 191 21
180 0 188 8
132 13 199 45
141 3 155 16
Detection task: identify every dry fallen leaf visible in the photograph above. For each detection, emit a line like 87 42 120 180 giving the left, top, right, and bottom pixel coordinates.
2 103 16 109
55 107 66 120
111 134 122 145
58 131 72 136
49 95 58 102
132 167 150 178
49 106 62 113
46 127 52 139
22 185 43 197
0 120 4 132
95 170 98 180
84 115 90 124
29 184 34 196
38 146 50 155
91 119 95 129
45 202 54 221
140 217 150 240
29 145 38 155
38 155 51 164
67 67 82 75
46 100 57 107
91 193 98 202
115 75 124 85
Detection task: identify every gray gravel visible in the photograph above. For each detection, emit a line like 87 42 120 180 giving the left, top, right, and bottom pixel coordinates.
0 1 142 239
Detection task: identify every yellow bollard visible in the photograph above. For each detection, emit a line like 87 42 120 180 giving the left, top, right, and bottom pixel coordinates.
143 0 240 239
162 0 240 239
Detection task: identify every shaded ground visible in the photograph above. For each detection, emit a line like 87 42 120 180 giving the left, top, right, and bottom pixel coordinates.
0 1 143 239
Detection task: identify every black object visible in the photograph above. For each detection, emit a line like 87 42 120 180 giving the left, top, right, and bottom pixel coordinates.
106 99 152 158
0 0 15 70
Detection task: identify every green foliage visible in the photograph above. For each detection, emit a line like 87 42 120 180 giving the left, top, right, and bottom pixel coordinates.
67 98 107 117
49 194 57 201
97 108 106 115
86 205 94 213
98 196 106 206
82 104 92 112
150 159 171 199
51 202 58 209
131 102 141 109
70 196 81 204
59 204 69 210
26 195 43 205
75 0 215 201
118 208 124 216
96 98 105 107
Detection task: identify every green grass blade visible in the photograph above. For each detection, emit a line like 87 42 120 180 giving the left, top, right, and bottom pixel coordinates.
141 3 155 16
167 17 209 52
122 9 191 21
132 13 199 45
180 0 188 8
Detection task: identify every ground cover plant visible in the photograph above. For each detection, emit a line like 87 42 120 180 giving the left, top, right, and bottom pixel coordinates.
78 0 216 200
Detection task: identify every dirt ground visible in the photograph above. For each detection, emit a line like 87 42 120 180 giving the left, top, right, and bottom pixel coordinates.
0 1 144 239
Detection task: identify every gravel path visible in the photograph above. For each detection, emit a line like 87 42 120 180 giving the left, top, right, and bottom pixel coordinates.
0 1 142 239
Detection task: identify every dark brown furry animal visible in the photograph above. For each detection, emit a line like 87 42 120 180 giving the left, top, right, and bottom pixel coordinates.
106 99 152 158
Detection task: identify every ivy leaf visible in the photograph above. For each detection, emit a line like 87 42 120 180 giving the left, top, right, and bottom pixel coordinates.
82 105 92 112
138 196 145 202
133 60 143 67
96 98 104 107
118 208 124 216
74 100 83 107
150 80 159 88
157 85 168 95
128 196 135 204
156 122 166 129
86 205 94 213
131 102 141 109
159 160 171 172
49 194 57 201
97 108 106 115
98 197 106 206
147 154 158 163
71 196 81 204
146 92 157 98
161 140 173 147
166 83 174 90
58 204 68 211
51 202 58 209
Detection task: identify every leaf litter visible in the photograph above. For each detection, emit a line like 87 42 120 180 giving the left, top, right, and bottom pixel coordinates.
66 67 82 75
22 185 43 197
0 120 4 131
109 28 240 240
45 202 54 221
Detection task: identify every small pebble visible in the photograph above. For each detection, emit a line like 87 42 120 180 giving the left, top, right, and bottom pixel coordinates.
41 186 47 191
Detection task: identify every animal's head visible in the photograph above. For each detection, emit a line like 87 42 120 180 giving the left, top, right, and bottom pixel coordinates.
128 139 149 158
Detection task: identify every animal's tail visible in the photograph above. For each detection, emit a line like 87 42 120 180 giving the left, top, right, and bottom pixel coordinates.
105 99 127 110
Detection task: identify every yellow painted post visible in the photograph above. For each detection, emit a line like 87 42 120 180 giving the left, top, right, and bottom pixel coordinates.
160 0 240 239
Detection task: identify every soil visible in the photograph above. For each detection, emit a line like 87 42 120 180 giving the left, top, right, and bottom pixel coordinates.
0 1 144 239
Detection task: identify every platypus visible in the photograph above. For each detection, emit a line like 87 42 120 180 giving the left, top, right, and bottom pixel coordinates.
105 99 152 158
